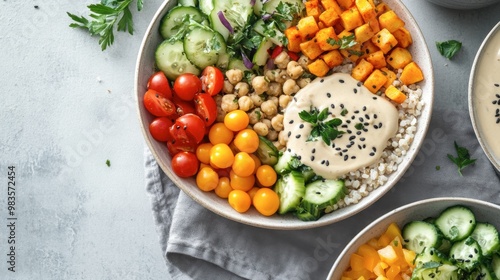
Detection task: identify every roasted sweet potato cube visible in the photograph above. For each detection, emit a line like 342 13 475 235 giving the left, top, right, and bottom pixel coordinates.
315 27 339 51
306 0 322 21
308 59 330 77
354 23 377 43
379 10 405 33
297 16 320 39
321 0 343 15
366 50 386 68
340 7 364 31
355 0 376 22
371 28 398 54
381 67 397 88
361 40 380 57
351 58 374 81
319 7 341 27
368 18 380 33
321 49 344 68
364 69 388 93
337 0 354 9
285 27 303 53
341 43 363 62
393 27 413 48
400 62 424 85
300 39 324 60
375 3 391 16
387 47 412 69
385 85 407 103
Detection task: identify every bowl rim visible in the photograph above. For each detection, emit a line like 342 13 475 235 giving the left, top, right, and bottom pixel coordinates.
468 21 500 174
134 0 435 230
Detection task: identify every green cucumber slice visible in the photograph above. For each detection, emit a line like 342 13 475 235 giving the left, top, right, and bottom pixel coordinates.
183 27 226 69
155 40 200 80
435 205 476 242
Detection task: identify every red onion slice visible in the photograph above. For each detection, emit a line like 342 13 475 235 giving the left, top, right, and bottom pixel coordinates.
217 11 234 34
242 52 254 69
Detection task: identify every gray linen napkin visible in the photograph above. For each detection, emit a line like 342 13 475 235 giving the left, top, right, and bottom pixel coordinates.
145 108 500 280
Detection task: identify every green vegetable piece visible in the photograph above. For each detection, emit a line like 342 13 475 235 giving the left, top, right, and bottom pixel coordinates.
447 141 476 176
436 40 462 59
298 107 344 146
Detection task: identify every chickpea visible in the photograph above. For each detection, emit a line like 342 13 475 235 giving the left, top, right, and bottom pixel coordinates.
260 100 278 117
249 92 265 107
238 96 254 112
273 141 285 151
223 80 234 94
279 95 292 109
268 96 279 107
264 69 277 82
297 77 311 89
221 94 238 112
267 82 282 97
283 79 300 95
253 122 269 136
286 61 304 79
274 51 290 69
271 114 284 131
251 76 269 95
216 106 226 122
234 82 250 97
278 130 287 146
297 55 310 69
274 69 288 83
248 109 263 125
226 69 243 85
262 118 272 128
267 129 278 141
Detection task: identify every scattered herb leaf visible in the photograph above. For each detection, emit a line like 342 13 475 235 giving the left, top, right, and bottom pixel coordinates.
436 40 462 59
327 34 358 49
355 123 364 130
298 107 344 146
340 109 348 116
447 141 476 176
435 165 440 171
106 159 111 167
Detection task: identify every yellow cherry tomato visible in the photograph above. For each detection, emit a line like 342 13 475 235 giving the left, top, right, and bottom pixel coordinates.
228 190 252 213
247 187 260 202
214 177 232 198
196 142 213 164
232 152 255 177
256 165 278 187
224 110 249 131
252 188 280 216
249 153 261 174
208 123 234 145
196 167 219 192
229 170 255 192
210 143 234 169
233 129 259 153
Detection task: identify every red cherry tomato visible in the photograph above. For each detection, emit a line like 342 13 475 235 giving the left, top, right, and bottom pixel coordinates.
172 113 206 144
173 73 202 101
270 46 284 59
171 152 199 178
143 89 176 117
201 66 224 96
194 93 217 126
147 71 172 99
167 127 198 155
149 117 173 142
172 96 196 116
287 51 300 61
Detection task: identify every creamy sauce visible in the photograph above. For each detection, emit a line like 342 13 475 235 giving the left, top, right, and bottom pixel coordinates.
472 26 500 163
283 73 399 179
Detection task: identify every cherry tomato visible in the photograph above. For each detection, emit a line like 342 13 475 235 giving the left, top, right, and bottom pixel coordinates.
210 143 234 169
249 154 262 175
143 89 176 117
232 152 255 177
201 66 224 96
196 167 219 192
214 177 232 198
147 71 172 99
194 93 217 126
228 190 251 213
173 73 202 101
196 142 213 164
208 123 234 145
173 113 206 144
233 129 259 153
255 165 277 187
224 110 249 131
270 46 284 59
229 170 255 192
171 152 199 178
287 51 300 61
166 134 197 155
173 95 196 117
247 187 260 202
149 117 173 142
252 188 280 216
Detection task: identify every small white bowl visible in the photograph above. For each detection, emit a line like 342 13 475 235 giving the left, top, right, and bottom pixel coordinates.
327 197 500 279
469 22 500 175
425 0 500 9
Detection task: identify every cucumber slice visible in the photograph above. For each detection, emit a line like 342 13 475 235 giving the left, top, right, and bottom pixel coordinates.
198 0 214 15
492 254 500 279
252 19 286 46
411 263 459 280
155 40 200 80
209 0 253 41
449 236 482 271
184 27 227 69
414 247 450 268
274 171 305 214
159 6 207 39
262 0 304 16
470 264 495 280
256 136 279 165
300 179 346 217
435 205 476 242
178 0 198 7
228 58 252 71
253 0 264 15
470 222 500 256
402 221 442 254
253 37 273 66
295 206 321 221
273 150 296 174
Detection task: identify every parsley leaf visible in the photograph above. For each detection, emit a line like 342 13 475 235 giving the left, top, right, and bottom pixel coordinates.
436 40 462 59
67 0 143 50
327 34 358 49
447 141 476 176
298 107 344 146
106 159 111 167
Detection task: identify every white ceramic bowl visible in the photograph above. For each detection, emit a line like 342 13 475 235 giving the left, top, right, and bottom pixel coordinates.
135 0 434 229
327 197 500 279
425 0 500 9
469 22 500 175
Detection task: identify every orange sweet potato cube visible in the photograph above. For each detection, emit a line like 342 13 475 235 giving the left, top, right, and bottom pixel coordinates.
361 40 380 58
355 0 376 22
321 0 343 14
351 58 374 81
379 10 405 33
337 0 354 9
315 26 339 51
381 67 397 88
297 16 320 39
364 69 388 93
285 27 303 53
375 3 391 16
354 23 377 43
306 0 322 21
300 39 324 60
319 7 341 27
371 28 398 54
386 47 412 69
340 7 364 31
385 85 407 103
341 43 363 62
307 59 330 76
400 62 424 85
321 49 344 68
393 27 413 48
365 50 386 68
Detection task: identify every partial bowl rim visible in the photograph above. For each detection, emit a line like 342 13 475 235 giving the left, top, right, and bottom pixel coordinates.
134 0 435 230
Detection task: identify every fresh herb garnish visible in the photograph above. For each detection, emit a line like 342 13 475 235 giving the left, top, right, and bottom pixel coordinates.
340 109 348 116
106 159 111 167
436 40 462 59
355 123 364 130
327 34 358 49
298 107 344 145
436 165 441 171
67 0 144 50
447 141 476 176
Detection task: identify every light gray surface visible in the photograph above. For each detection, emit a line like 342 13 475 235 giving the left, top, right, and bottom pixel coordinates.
1 1 500 280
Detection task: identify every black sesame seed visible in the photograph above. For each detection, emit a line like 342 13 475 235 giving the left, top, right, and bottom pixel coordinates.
364 122 369 126
363 128 368 132
295 134 301 139
339 152 343 156
495 83 499 87
360 137 366 141
354 110 360 114
372 147 377 152
365 114 370 120
374 125 379 129
350 141 354 145
289 120 294 124
363 144 366 148
369 152 375 156
347 129 352 134
379 122 383 128
335 147 341 151
349 136 356 141
340 103 344 109
353 88 358 94
497 119 500 124
287 148 291 152
374 114 378 119
373 97 378 100
359 117 364 122
351 115 355 120
326 92 331 98
497 94 500 98
299 124 304 129
331 104 335 109
362 106 367 111
312 148 316 153
344 155 348 161
297 155 301 160
287 131 291 137
357 82 362 87
342 149 348 153
311 156 315 161
321 160 325 164
494 100 498 105
341 124 348 128
331 143 335 148
356 131 361 135
320 79 324 83
351 156 356 159
358 145 362 149
293 97 297 102
346 120 351 124
339 79 345 83
325 160 330 166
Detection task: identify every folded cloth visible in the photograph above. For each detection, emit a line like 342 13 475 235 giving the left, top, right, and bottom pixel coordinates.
145 109 500 280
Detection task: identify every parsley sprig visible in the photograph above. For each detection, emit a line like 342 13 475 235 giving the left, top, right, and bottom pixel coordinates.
447 141 476 176
67 0 144 50
327 34 358 49
299 107 344 146
436 40 462 60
